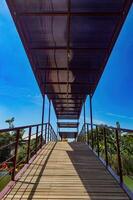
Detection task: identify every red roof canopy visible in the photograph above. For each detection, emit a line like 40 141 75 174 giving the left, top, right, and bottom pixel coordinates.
6 0 132 120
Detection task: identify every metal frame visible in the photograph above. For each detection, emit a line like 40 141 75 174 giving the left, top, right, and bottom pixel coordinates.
17 11 122 17
0 122 57 182
78 122 133 200
89 94 94 149
6 0 132 123
41 95 45 146
48 100 51 142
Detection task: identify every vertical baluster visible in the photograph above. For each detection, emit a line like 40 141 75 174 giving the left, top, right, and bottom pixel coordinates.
47 124 49 142
84 123 86 142
91 125 94 150
86 124 89 145
45 123 47 143
35 125 39 153
48 125 50 142
52 128 53 141
41 96 45 147
49 125 51 141
103 127 108 168
55 131 57 141
51 126 52 141
52 130 53 141
116 128 123 184
12 129 20 181
90 95 94 150
50 126 52 141
26 127 32 163
48 100 51 142
96 126 100 157
49 124 51 142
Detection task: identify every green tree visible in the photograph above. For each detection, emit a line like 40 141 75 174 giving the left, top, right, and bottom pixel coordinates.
5 117 15 129
0 132 12 162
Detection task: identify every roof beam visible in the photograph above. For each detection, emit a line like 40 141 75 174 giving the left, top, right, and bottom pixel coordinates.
55 105 81 108
57 111 79 114
55 107 80 109
37 67 99 72
17 11 122 17
54 103 82 105
43 82 95 86
59 132 77 134
31 47 106 50
57 122 79 125
54 105 81 108
55 109 81 112
51 97 83 100
56 110 80 112
45 92 88 94
57 115 79 118
57 112 80 115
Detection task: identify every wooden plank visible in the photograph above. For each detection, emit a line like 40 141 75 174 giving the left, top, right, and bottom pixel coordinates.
3 142 129 200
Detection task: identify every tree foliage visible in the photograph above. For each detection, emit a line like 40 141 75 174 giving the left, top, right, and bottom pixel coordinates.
77 126 133 176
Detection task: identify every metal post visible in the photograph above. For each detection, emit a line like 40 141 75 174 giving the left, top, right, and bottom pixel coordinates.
50 125 52 141
41 95 45 146
77 121 79 135
57 119 60 141
57 127 59 141
35 125 39 153
115 125 123 184
103 127 108 168
45 123 47 143
84 101 86 142
48 100 51 142
76 120 79 142
84 101 86 125
87 124 89 145
89 94 94 149
12 129 20 181
96 126 100 157
51 128 53 141
58 124 60 141
57 119 58 139
26 127 32 163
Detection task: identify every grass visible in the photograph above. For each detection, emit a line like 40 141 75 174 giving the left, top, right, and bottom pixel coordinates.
0 175 11 191
124 176 133 191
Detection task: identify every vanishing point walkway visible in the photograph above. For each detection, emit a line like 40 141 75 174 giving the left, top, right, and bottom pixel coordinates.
3 142 129 200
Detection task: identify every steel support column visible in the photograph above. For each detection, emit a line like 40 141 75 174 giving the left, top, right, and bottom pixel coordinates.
76 119 79 142
87 123 89 145
57 119 59 141
84 101 86 125
90 95 94 149
84 101 87 142
48 100 51 142
41 95 45 146
77 119 79 134
116 122 123 184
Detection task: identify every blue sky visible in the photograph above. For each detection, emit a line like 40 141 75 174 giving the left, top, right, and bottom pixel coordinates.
0 1 133 130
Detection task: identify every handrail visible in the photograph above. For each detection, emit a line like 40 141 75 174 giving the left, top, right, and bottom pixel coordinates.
0 123 47 133
88 123 133 133
0 122 57 185
79 123 133 135
77 122 133 198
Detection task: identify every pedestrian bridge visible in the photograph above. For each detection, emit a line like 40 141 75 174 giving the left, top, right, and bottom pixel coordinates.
0 0 133 199
2 142 129 200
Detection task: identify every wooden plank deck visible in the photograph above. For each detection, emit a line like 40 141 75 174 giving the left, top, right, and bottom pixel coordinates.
3 142 129 200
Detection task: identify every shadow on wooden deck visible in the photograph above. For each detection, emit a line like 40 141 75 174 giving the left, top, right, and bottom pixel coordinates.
2 142 129 199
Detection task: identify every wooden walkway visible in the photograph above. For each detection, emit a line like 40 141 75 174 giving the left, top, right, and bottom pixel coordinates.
3 142 129 200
